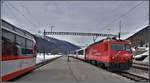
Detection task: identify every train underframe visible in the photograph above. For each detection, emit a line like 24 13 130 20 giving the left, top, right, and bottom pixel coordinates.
86 59 132 71
104 61 132 71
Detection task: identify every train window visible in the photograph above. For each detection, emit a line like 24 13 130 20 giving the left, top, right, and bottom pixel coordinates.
111 44 124 51
78 50 83 55
16 35 26 48
125 44 131 52
16 35 26 55
111 44 131 51
2 30 15 42
2 30 16 56
25 40 33 55
26 40 33 49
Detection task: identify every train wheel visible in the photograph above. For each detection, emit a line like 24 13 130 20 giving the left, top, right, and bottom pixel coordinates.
89 60 92 64
107 67 112 71
90 60 93 64
94 60 97 66
99 63 105 68
97 62 100 66
87 60 90 63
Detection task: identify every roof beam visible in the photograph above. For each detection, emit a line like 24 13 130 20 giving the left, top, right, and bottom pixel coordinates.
44 31 118 37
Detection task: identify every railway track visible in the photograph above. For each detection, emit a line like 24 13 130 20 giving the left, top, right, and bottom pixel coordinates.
70 56 149 82
115 71 149 82
132 63 149 71
133 62 149 66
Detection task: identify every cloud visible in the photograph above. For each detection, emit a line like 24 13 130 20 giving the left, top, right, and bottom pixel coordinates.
2 1 149 46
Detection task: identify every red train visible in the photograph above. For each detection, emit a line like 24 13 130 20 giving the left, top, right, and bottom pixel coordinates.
74 38 133 71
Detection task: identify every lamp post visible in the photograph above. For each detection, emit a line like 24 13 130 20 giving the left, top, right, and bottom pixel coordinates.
107 28 111 38
118 20 121 39
43 29 46 60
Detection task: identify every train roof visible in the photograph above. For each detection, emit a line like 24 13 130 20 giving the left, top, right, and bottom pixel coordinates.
2 19 34 36
88 37 130 47
1 19 36 42
75 47 87 51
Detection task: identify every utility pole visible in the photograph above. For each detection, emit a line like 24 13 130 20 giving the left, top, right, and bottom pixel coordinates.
50 25 54 37
118 20 121 39
107 28 111 38
43 29 46 60
1 0 4 4
93 36 98 43
51 25 54 32
51 26 53 32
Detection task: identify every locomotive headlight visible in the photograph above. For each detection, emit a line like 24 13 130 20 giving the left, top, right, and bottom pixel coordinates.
111 56 115 60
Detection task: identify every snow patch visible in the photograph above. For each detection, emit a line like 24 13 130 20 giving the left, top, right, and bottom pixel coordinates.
36 53 62 63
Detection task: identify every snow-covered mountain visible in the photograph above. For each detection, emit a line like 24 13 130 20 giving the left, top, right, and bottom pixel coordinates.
34 35 80 54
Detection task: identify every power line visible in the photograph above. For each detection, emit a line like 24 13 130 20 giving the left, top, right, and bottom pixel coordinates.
21 4 41 27
3 3 28 29
7 2 38 28
101 1 145 30
4 3 17 19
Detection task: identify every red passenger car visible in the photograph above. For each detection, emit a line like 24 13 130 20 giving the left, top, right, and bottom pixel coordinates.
85 38 133 71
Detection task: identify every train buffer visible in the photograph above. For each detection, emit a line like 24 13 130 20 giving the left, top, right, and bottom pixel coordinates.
15 56 134 83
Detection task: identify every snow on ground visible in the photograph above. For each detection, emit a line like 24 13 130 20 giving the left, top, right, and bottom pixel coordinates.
141 47 149 63
143 51 149 63
134 51 149 58
143 56 149 63
133 47 149 63
36 53 62 63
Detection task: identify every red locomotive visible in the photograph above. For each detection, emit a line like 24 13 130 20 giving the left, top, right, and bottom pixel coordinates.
85 38 133 71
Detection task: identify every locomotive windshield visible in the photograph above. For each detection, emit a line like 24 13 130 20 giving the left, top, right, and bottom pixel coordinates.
111 44 131 51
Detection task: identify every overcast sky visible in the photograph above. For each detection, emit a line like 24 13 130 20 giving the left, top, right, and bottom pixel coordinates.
1 1 149 46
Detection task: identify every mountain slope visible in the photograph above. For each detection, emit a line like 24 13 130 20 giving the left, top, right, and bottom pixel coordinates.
34 35 80 54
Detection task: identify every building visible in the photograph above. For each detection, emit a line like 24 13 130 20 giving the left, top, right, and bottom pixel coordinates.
126 26 149 47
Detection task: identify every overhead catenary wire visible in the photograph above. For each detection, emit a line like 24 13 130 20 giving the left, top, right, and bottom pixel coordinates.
7 2 38 28
101 1 145 30
20 4 41 27
3 3 29 29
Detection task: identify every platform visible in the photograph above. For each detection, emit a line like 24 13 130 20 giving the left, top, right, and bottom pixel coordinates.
15 56 134 83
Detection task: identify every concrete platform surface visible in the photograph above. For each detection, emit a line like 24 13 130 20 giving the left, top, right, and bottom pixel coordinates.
15 56 134 83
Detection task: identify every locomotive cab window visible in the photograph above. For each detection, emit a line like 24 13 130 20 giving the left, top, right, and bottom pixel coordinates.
111 44 131 51
124 44 131 52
